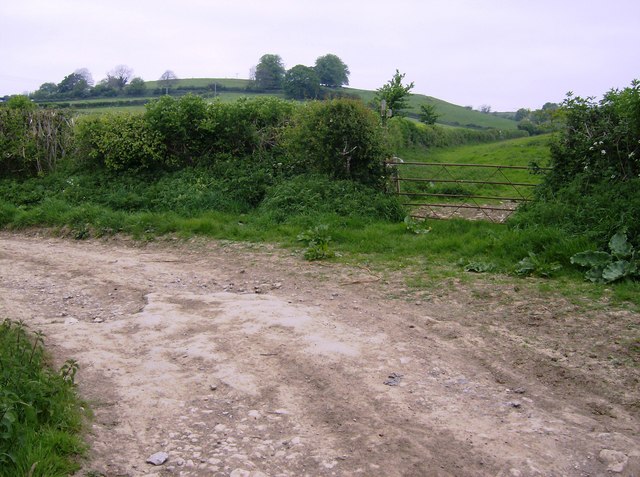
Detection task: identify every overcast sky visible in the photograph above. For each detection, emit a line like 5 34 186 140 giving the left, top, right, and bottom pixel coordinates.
1 0 638 111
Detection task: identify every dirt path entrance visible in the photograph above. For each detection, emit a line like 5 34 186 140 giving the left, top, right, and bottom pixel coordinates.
0 232 638 476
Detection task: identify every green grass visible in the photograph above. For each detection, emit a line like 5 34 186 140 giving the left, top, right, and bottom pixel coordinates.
393 135 552 203
4 186 639 310
345 87 519 130
0 319 86 477
145 77 252 89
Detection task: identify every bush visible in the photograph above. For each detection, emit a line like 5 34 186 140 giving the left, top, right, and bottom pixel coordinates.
520 80 640 249
258 174 405 223
0 105 74 178
74 113 166 171
512 176 640 249
144 94 209 165
544 82 640 191
201 96 295 158
283 99 387 187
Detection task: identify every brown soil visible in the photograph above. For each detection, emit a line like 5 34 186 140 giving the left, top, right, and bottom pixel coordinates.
0 232 638 477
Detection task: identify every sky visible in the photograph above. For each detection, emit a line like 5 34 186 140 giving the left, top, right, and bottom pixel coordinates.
1 0 638 111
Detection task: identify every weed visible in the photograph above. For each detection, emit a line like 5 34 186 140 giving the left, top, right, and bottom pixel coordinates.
571 232 639 283
515 252 562 278
404 216 431 234
0 318 86 477
60 359 80 385
464 261 496 273
297 225 335 261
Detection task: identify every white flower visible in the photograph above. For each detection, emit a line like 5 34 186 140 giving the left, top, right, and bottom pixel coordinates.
589 146 594 151
601 150 607 155
629 151 636 158
599 141 604 145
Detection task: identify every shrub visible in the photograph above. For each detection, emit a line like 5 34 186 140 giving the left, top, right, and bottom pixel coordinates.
74 113 166 171
144 94 209 166
201 96 295 158
544 83 640 190
283 99 387 187
0 105 74 178
520 80 640 249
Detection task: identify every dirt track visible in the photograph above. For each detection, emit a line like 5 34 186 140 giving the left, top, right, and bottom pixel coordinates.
0 232 638 477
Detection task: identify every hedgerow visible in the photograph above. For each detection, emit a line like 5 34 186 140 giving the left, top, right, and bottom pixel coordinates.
0 97 74 178
385 116 528 151
512 80 640 249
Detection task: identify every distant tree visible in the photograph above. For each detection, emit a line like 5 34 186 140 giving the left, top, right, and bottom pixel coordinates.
283 65 321 99
32 82 58 100
479 104 492 114
516 102 561 135
418 103 440 125
106 65 134 91
514 108 530 121
57 72 90 97
254 54 285 90
126 77 146 96
375 70 414 120
93 79 118 97
74 68 94 86
314 54 350 88
159 70 178 95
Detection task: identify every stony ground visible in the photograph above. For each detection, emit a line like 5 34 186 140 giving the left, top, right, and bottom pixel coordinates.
0 231 638 477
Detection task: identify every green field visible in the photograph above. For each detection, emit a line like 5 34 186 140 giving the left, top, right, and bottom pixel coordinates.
39 77 518 131
145 77 252 89
345 87 519 130
393 135 552 206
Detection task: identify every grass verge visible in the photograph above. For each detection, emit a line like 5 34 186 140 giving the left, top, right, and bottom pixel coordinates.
0 319 86 477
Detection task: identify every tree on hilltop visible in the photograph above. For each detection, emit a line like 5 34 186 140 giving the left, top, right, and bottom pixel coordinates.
283 65 320 99
159 70 178 95
32 82 58 100
125 77 146 96
106 65 134 91
74 68 94 86
57 72 90 97
314 54 350 88
254 54 285 90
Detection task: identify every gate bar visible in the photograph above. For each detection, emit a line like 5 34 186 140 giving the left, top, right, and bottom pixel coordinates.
399 192 532 201
396 177 538 187
386 161 551 170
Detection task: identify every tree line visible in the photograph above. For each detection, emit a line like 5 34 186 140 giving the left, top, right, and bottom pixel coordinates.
250 53 350 99
23 52 354 102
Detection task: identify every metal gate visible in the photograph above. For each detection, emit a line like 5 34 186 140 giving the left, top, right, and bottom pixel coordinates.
386 159 549 223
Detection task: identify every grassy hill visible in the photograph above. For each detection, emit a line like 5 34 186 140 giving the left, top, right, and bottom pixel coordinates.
344 87 518 130
42 77 518 130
